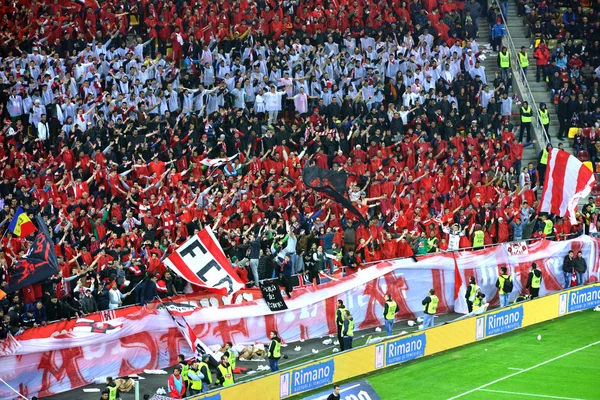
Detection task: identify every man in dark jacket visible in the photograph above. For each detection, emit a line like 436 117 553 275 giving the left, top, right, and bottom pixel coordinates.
573 251 587 286
526 263 543 299
562 250 575 289
81 289 98 314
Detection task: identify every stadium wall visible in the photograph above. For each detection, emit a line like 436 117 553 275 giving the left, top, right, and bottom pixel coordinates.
189 282 600 400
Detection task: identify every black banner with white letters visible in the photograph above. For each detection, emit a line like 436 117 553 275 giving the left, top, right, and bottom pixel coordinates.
260 281 288 312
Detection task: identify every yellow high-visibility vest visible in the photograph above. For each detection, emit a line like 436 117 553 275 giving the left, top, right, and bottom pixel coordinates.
500 52 510 68
521 106 532 123
540 149 549 165
473 230 484 247
519 52 529 68
425 295 439 314
539 109 549 125
531 273 542 288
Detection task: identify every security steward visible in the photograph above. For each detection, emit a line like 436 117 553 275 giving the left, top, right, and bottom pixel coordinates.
519 100 533 142
216 355 234 387
472 224 485 249
472 289 486 311
540 214 554 239
335 300 347 351
421 288 439 328
342 310 354 350
539 102 550 136
526 263 543 299
267 330 281 372
383 293 399 336
465 276 480 313
187 361 204 395
177 354 189 395
105 377 118 400
199 354 213 392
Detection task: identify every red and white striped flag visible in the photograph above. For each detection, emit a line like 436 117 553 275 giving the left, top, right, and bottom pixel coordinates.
539 148 596 224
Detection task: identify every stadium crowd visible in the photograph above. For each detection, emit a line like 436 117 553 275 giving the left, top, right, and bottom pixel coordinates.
0 0 597 339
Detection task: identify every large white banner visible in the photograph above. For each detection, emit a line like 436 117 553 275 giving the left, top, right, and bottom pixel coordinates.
1 236 598 398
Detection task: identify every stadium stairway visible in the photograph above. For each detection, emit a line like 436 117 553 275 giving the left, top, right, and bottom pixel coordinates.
478 25 540 172
504 2 573 159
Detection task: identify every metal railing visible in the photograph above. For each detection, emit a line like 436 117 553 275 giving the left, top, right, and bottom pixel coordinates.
498 8 550 151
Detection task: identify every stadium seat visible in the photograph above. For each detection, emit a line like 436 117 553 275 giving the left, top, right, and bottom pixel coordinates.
582 7 591 14
558 7 568 15
583 127 592 137
568 127 579 139
578 150 590 162
547 39 557 49
573 39 583 47
561 72 570 82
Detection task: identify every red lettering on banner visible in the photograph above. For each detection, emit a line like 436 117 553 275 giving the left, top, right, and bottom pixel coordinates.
389 274 415 320
431 269 450 314
324 296 338 335
216 318 249 343
118 332 159 376
358 272 415 329
38 347 89 397
539 258 563 292
264 314 279 341
159 327 187 365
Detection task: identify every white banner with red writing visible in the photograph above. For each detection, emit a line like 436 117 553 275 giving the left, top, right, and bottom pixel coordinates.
1 236 598 398
164 226 245 296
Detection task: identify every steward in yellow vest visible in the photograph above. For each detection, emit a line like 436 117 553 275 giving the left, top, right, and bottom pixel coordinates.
216 356 235 387
519 47 529 69
383 294 399 336
199 354 213 391
472 290 486 310
187 362 204 394
526 263 543 299
465 276 480 313
422 289 438 328
472 227 485 248
342 310 355 350
267 330 282 372
336 300 347 351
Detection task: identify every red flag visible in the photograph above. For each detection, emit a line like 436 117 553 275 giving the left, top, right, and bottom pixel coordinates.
539 148 595 224
453 253 468 314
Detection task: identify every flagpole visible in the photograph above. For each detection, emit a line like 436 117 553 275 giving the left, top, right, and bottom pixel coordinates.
0 377 29 400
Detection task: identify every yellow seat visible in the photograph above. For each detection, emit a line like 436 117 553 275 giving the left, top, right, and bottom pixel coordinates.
568 127 579 139
584 161 593 171
558 7 568 15
547 39 557 49
582 7 591 15
573 39 583 47
166 47 173 58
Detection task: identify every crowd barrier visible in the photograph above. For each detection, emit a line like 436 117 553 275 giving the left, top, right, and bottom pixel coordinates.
2 236 599 398
189 282 600 400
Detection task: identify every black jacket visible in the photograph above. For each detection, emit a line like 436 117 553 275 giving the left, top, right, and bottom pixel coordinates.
562 255 575 273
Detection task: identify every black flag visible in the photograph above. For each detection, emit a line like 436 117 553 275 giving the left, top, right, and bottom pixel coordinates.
5 217 59 294
302 166 369 226
260 280 288 312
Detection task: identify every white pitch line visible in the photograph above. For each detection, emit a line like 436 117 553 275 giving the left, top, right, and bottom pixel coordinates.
478 389 587 400
447 340 600 399
507 367 524 371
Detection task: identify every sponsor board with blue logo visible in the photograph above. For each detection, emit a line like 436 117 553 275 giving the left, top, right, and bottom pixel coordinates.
195 393 221 400
302 379 382 400
567 285 600 313
485 305 523 337
384 333 426 366
285 359 334 396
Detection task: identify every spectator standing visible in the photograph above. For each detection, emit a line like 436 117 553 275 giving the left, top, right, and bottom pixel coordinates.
342 310 354 351
383 294 399 336
81 289 97 314
267 330 281 372
573 251 587 286
526 263 543 299
491 19 507 52
532 42 551 83
421 289 438 328
496 267 513 307
168 366 186 399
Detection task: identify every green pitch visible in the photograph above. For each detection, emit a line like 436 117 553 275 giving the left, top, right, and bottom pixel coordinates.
368 310 600 400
